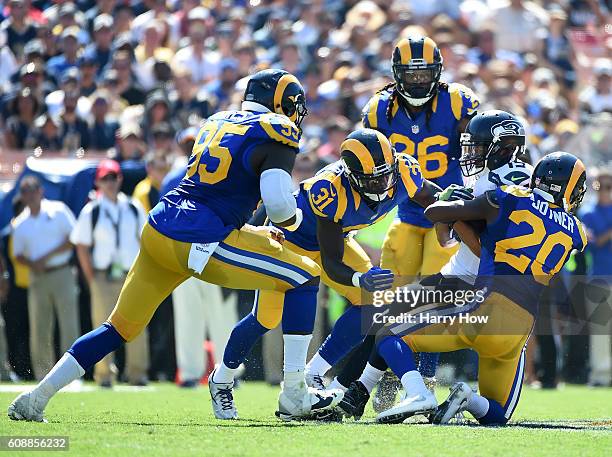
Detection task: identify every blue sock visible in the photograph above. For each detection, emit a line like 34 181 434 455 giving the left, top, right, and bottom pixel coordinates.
377 335 416 379
318 305 370 366
223 313 269 369
281 285 318 334
477 398 508 425
418 352 440 378
67 323 124 371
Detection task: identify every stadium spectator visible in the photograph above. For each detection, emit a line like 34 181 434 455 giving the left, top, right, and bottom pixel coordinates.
4 86 40 149
46 26 81 83
78 54 99 97
489 0 549 55
87 90 119 151
1 0 37 60
111 50 146 106
133 152 170 214
70 159 149 387
111 122 147 162
84 14 114 76
579 58 612 115
24 113 64 151
581 168 612 387
12 176 78 380
170 67 215 129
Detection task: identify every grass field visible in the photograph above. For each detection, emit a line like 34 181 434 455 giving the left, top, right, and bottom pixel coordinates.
1 382 611 456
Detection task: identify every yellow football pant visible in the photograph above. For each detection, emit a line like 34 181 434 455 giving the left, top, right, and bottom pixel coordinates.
381 220 459 276
397 292 534 413
253 236 372 329
108 223 320 341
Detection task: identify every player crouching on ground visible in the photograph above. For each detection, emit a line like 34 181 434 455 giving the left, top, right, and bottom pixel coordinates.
338 151 587 425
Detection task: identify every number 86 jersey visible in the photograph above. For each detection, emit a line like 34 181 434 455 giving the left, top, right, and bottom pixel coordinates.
149 110 301 243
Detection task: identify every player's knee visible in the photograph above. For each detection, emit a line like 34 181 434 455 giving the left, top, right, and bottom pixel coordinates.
254 313 281 330
300 276 320 287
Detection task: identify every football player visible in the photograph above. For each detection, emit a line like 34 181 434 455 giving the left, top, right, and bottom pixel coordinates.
340 151 587 425
305 35 481 403
212 128 454 420
8 69 343 422
337 110 534 418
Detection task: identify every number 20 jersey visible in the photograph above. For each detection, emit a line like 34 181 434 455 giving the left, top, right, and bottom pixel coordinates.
477 185 587 315
362 83 479 228
149 110 301 243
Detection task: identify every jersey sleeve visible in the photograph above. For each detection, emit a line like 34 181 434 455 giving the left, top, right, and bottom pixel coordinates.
256 113 301 149
361 90 393 129
448 83 480 121
574 218 588 252
397 153 424 198
306 175 347 223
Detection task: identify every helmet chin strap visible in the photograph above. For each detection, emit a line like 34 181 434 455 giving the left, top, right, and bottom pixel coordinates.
533 188 555 203
364 191 389 202
398 90 433 107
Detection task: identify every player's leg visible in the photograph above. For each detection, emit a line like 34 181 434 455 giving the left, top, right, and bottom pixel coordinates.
433 293 534 425
416 228 461 382
305 237 373 382
8 224 189 422
380 220 425 276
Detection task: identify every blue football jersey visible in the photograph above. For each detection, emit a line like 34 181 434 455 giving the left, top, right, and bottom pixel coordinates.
149 110 301 243
284 153 424 251
478 185 587 314
363 83 479 227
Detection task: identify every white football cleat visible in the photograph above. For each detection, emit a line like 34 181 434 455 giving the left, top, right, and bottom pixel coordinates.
431 382 472 425
376 390 437 424
208 368 238 420
276 374 343 421
305 372 326 390
8 390 49 422
423 376 437 394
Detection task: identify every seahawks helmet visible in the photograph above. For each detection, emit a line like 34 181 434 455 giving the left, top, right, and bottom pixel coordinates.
243 69 308 128
531 151 586 214
341 129 398 202
392 36 443 106
460 110 526 177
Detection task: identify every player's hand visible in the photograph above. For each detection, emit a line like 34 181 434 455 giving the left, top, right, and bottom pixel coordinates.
267 226 285 244
359 267 394 292
437 184 474 202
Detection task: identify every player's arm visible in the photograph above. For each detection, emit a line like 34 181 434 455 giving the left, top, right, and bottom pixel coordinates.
410 178 442 208
249 142 300 228
317 217 393 292
425 191 499 225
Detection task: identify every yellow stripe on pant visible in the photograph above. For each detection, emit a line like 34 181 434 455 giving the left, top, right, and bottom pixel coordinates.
399 292 534 411
381 220 459 276
253 237 373 329
108 223 320 342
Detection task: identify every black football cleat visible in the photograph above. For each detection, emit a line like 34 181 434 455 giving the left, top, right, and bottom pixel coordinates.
338 381 370 421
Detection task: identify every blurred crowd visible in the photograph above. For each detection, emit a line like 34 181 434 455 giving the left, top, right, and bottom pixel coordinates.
0 0 611 387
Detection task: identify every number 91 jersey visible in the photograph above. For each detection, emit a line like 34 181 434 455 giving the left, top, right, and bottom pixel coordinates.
478 185 587 315
149 110 301 243
363 83 479 227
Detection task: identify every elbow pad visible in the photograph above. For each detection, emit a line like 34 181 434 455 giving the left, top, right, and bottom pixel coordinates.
260 169 297 224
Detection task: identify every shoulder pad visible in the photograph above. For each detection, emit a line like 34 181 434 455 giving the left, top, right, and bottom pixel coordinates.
257 112 301 149
446 82 480 120
304 172 348 223
575 218 588 252
361 89 392 129
499 184 532 198
396 153 424 198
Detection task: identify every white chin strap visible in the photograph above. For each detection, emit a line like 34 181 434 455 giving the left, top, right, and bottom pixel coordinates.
533 188 555 203
398 91 433 107
364 192 389 201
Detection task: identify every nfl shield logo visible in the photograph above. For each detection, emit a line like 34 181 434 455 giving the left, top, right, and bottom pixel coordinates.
411 125 419 134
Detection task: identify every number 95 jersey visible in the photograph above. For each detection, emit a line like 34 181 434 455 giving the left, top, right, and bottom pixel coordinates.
363 83 479 228
149 110 301 243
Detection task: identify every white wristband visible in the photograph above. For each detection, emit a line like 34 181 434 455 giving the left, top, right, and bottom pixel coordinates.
282 208 303 232
352 272 363 288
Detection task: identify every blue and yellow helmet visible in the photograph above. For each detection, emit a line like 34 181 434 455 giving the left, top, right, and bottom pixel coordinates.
340 128 398 202
392 36 443 106
243 69 308 128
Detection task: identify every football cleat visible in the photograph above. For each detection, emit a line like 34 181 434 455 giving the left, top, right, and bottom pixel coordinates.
431 382 473 425
376 390 437 424
276 374 343 421
424 376 437 394
8 390 49 422
338 381 370 420
372 371 401 413
305 372 326 390
208 368 238 420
